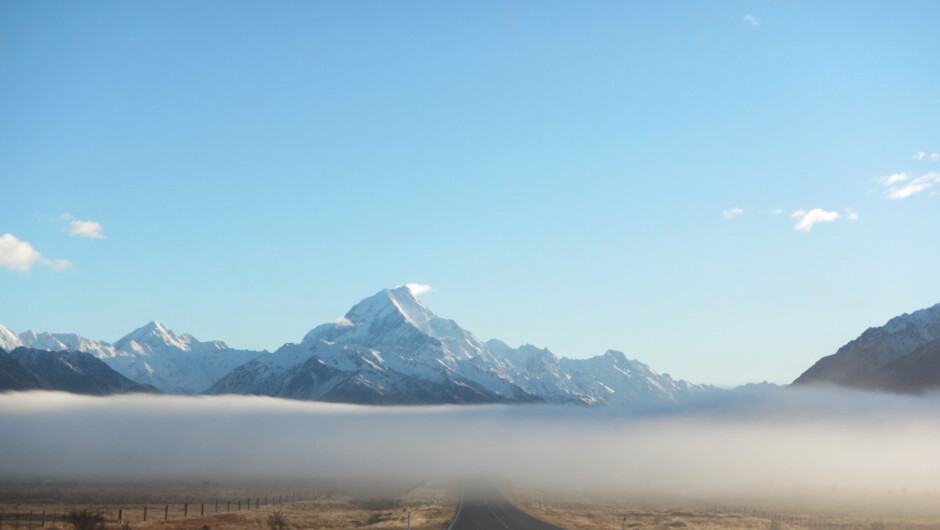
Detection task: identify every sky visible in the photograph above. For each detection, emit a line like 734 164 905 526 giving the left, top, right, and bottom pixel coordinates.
1 1 939 386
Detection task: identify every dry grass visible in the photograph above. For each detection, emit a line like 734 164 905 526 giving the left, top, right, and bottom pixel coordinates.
504 485 940 530
0 481 457 530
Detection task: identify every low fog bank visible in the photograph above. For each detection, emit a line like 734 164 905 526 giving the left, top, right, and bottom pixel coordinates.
3 388 940 502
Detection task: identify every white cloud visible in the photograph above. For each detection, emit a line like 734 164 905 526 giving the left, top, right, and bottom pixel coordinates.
913 152 939 161
885 172 940 200
743 14 759 27
771 208 783 215
405 283 434 296
878 172 910 186
723 207 744 220
845 208 860 221
791 209 841 232
0 233 72 272
67 220 105 239
47 259 72 270
915 152 926 161
932 153 940 161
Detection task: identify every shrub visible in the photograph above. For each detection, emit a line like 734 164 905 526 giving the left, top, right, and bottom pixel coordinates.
266 510 287 530
63 510 105 530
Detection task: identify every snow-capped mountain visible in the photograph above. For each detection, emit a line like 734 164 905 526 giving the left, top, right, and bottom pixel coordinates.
208 286 711 405
107 321 264 394
208 286 539 403
793 302 940 391
487 340 708 405
0 322 264 394
2 286 712 404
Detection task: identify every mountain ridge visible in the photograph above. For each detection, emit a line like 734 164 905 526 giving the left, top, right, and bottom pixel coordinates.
2 285 715 405
0 346 158 395
794 302 940 392
207 286 711 405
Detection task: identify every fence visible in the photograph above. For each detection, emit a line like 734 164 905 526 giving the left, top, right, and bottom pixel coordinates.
0 491 316 529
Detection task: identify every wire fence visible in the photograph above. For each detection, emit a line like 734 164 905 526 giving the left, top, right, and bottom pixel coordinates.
0 491 315 529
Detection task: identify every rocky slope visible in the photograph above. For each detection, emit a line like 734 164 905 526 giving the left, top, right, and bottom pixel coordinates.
793 303 940 392
1 347 158 395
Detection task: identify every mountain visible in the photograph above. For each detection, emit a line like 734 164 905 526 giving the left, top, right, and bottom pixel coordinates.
488 340 708 406
0 347 158 395
793 303 940 392
0 322 265 394
0 348 50 391
208 286 711 405
208 286 539 404
107 321 264 394
875 337 940 393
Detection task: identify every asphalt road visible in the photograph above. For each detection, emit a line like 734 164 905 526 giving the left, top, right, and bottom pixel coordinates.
447 484 568 530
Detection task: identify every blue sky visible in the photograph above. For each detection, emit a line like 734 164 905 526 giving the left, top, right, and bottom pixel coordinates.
2 1 939 386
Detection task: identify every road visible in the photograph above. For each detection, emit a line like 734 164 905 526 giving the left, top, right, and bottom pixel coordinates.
447 484 568 530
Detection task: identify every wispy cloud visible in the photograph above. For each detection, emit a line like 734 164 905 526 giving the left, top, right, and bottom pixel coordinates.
791 209 842 232
0 233 71 272
743 14 760 27
914 151 940 161
723 207 744 220
878 172 940 200
67 220 106 239
845 208 860 221
405 283 434 296
878 172 910 186
770 208 783 215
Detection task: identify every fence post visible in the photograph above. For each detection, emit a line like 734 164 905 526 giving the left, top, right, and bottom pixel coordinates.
118 509 123 524
237 501 241 511
144 506 148 522
215 501 219 513
41 511 45 528
201 504 204 516
164 505 168 521
184 504 188 518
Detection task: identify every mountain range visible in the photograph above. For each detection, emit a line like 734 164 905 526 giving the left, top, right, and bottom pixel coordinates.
0 286 709 405
8 286 935 402
0 322 264 394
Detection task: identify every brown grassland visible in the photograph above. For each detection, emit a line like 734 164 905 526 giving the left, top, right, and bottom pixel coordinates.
5 481 940 529
505 484 940 530
0 480 455 530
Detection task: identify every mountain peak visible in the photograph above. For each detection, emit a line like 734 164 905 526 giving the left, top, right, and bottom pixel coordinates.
342 286 437 335
115 321 190 351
